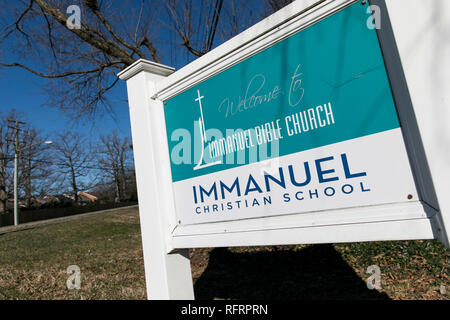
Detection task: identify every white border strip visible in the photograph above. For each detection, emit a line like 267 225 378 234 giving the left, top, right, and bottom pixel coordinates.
174 201 434 236
172 216 436 249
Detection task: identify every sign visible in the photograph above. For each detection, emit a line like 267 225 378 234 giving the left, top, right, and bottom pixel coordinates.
119 0 450 299
164 2 417 226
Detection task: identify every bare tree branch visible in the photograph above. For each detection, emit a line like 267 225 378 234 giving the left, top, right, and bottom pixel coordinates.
134 0 145 46
0 61 120 79
83 0 148 59
0 0 275 119
33 0 136 65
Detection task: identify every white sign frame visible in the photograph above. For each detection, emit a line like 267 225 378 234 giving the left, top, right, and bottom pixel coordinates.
119 0 450 299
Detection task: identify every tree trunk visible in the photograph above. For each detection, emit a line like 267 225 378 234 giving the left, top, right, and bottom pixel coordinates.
69 159 78 203
114 176 120 203
0 186 6 214
119 162 127 201
0 150 6 213
25 157 32 208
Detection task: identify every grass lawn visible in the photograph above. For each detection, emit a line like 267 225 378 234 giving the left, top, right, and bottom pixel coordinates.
0 206 448 300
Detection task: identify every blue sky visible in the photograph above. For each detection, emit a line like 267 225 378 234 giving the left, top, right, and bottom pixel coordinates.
0 59 132 140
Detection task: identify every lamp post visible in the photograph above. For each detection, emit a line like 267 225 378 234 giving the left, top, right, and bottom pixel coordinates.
13 139 53 226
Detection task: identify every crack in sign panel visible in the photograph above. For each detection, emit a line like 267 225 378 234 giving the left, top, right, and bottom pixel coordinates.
321 65 384 89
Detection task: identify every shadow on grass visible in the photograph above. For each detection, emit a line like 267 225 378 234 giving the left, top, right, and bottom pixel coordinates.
194 244 390 300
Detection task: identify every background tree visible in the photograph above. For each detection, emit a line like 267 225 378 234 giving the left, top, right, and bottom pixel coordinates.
0 110 55 212
0 0 290 120
18 128 54 207
0 112 16 213
97 131 133 202
52 130 93 203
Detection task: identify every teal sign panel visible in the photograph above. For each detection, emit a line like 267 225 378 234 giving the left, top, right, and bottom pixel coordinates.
164 1 399 183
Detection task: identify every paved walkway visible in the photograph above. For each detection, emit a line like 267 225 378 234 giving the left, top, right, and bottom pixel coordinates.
0 205 138 235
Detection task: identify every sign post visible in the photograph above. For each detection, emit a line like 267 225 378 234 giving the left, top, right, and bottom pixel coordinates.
119 0 449 300
118 61 194 299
